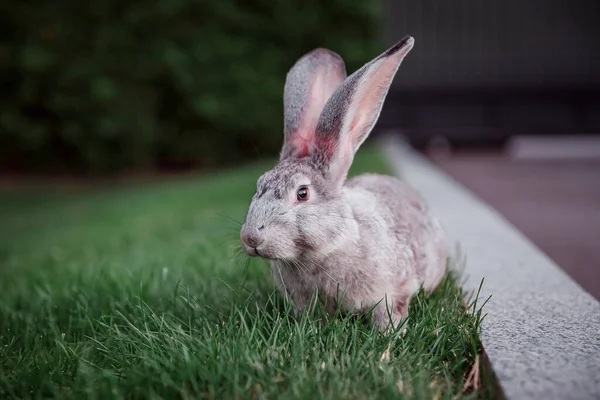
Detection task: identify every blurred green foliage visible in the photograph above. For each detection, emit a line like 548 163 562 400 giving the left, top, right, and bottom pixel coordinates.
0 0 381 174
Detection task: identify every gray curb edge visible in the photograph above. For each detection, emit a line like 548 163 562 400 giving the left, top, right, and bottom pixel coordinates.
379 133 600 400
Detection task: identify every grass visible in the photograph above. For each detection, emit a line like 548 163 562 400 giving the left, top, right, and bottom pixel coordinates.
0 146 487 399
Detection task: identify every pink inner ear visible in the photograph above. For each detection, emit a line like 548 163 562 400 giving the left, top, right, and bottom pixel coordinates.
290 131 314 157
289 63 345 159
346 56 400 150
316 134 337 159
291 127 336 160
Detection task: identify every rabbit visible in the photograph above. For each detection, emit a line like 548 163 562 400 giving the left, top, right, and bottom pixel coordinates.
240 36 447 331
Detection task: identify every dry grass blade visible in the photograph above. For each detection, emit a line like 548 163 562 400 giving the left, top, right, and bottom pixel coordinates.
380 342 391 362
396 380 413 396
429 377 445 400
462 354 481 392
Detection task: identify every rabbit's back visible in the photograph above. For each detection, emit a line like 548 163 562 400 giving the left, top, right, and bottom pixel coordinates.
346 173 446 291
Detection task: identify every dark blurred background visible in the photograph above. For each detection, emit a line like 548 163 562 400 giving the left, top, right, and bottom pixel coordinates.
2 0 600 174
0 0 382 175
1 0 599 296
379 0 600 148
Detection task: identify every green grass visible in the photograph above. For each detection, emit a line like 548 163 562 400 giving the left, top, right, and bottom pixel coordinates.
0 146 487 399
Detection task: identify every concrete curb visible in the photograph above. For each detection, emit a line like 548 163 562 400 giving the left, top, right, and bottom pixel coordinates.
379 134 600 400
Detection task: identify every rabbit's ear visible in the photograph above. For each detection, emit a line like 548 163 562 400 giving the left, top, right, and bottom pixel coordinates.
313 37 414 187
281 48 347 160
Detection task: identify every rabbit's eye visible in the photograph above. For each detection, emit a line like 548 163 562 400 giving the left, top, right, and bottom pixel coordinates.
297 187 309 201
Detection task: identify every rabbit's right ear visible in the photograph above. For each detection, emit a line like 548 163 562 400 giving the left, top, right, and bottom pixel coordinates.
313 37 414 188
281 49 347 160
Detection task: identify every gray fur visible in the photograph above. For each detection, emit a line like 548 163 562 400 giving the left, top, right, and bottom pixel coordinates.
241 37 446 330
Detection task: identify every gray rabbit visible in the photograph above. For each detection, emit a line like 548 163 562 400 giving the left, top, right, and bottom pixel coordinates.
240 37 447 330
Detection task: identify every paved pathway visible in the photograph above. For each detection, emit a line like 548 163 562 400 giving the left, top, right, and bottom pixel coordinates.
428 145 600 300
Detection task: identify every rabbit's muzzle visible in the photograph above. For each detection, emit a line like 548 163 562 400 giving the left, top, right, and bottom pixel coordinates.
240 224 265 257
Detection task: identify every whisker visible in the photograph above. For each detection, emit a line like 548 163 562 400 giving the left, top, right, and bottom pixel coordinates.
213 213 245 233
239 255 252 290
318 264 340 286
275 264 288 300
214 211 244 224
232 249 245 262
290 258 309 281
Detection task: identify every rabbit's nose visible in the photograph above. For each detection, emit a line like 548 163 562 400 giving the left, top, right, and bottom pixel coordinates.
240 227 264 248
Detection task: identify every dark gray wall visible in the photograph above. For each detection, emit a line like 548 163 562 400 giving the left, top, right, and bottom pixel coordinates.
384 0 600 89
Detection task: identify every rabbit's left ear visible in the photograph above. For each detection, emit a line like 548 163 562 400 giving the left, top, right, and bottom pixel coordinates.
313 37 415 187
281 48 347 160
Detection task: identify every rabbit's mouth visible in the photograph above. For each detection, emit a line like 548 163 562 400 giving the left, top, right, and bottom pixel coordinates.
252 247 264 258
241 241 272 259
255 248 268 258
254 247 276 260
241 243 259 257
244 244 280 261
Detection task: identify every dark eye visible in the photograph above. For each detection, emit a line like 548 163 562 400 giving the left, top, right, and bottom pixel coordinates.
297 187 309 201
